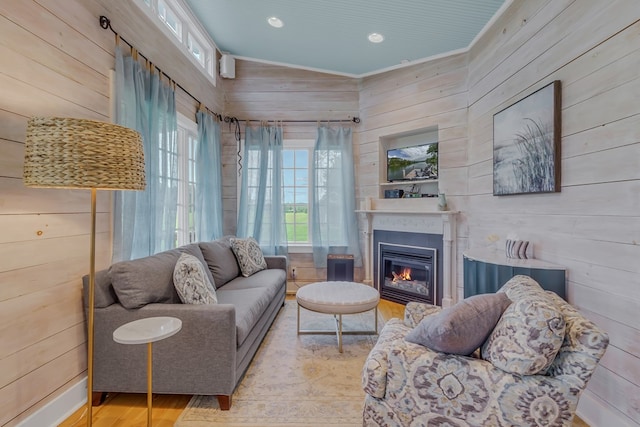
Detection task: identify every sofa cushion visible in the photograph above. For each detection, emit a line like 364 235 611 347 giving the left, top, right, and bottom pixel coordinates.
482 293 566 375
405 293 512 355
216 269 285 346
173 253 218 304
230 237 267 277
110 249 182 309
199 237 240 287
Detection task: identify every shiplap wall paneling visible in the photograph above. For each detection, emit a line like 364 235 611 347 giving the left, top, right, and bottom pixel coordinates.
465 0 640 425
357 52 470 293
221 60 360 284
1 0 224 424
0 0 115 424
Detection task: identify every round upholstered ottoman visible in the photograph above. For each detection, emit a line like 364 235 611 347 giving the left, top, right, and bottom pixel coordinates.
296 281 380 352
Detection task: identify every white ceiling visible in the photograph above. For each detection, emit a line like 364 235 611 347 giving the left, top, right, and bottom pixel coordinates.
185 0 508 77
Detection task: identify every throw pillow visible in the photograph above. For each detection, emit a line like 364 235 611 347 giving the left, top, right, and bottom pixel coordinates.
199 236 241 287
110 249 183 309
173 253 218 304
229 237 267 277
405 293 512 355
481 295 566 375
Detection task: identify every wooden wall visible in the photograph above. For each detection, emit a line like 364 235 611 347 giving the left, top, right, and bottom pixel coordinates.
356 1 639 424
221 60 360 291
0 0 222 425
465 0 639 425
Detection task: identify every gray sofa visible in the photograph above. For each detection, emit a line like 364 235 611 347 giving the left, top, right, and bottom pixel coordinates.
83 236 287 410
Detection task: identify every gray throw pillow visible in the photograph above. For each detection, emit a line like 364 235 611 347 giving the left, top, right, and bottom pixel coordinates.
173 253 218 304
229 237 267 277
199 236 240 287
405 293 512 355
110 250 183 309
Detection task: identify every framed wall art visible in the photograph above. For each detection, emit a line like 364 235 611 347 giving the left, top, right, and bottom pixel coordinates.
493 80 561 196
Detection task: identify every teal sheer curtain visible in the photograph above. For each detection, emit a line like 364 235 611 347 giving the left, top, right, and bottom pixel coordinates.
237 124 288 256
194 111 223 241
112 46 178 261
311 125 362 268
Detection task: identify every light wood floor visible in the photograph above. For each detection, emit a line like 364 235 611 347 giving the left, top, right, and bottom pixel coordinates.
59 296 588 426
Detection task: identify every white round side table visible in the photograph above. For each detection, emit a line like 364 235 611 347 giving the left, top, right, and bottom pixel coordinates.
113 316 182 427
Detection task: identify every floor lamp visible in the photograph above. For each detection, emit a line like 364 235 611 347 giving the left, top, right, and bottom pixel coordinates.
23 117 146 426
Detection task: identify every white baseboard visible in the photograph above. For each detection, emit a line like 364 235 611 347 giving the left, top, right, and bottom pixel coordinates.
577 389 636 427
17 377 86 427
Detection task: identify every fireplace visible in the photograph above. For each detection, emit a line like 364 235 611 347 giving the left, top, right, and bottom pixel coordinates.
373 230 443 306
380 243 436 305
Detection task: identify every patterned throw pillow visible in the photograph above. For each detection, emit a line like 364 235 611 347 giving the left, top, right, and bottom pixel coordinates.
229 237 267 277
405 293 512 355
481 294 566 375
173 253 218 304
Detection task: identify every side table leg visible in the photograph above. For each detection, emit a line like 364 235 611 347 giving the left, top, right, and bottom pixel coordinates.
338 314 343 353
147 342 153 427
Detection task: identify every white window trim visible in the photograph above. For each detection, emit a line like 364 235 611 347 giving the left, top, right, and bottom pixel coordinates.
236 138 315 253
135 0 218 86
283 139 314 253
176 112 198 247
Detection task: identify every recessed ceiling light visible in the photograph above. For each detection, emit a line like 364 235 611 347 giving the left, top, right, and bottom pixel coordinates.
267 16 284 28
368 33 384 43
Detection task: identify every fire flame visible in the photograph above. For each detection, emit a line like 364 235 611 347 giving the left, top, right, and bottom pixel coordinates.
392 267 412 282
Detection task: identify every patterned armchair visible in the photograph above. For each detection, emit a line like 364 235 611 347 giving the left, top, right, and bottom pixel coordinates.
362 276 609 427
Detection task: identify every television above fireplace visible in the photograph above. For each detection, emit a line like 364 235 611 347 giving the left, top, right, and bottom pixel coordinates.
386 142 438 182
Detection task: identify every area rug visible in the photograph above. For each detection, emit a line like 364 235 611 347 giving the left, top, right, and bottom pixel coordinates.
174 300 382 427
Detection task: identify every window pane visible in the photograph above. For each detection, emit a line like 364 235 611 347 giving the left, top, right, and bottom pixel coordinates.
283 169 294 186
295 150 308 168
284 187 294 204
295 188 308 204
283 150 294 168
295 169 308 186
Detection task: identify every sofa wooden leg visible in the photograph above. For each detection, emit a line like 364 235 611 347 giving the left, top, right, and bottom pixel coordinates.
92 392 107 406
217 395 232 410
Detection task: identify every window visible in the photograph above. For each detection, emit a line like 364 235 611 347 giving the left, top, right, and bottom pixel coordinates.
283 142 311 243
175 113 197 246
158 0 182 42
187 32 205 67
239 139 313 249
137 0 216 83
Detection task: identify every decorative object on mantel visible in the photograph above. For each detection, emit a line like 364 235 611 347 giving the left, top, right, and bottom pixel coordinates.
437 193 448 211
23 117 146 427
505 239 529 259
493 80 561 196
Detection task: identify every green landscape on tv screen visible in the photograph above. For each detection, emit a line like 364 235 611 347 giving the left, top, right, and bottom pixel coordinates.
387 143 438 182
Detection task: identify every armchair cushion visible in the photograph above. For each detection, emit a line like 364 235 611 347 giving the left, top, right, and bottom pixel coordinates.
482 293 566 375
405 292 512 355
173 253 218 304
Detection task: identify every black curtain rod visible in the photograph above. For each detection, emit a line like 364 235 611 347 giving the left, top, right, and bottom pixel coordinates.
99 16 360 126
244 118 360 124
99 15 239 126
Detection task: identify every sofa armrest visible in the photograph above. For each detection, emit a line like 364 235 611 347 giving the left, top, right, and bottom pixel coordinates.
264 255 287 271
404 301 442 327
92 302 238 395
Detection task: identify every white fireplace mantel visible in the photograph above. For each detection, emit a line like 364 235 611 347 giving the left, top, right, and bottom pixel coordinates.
357 198 457 308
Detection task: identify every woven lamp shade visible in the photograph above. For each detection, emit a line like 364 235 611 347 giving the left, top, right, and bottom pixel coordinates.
23 117 146 190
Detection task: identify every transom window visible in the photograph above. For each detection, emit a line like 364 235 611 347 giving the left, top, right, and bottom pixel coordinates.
137 0 216 84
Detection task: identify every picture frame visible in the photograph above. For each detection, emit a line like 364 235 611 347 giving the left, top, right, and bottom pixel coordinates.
493 80 561 196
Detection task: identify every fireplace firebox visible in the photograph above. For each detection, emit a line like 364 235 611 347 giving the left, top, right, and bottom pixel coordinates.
378 243 436 305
